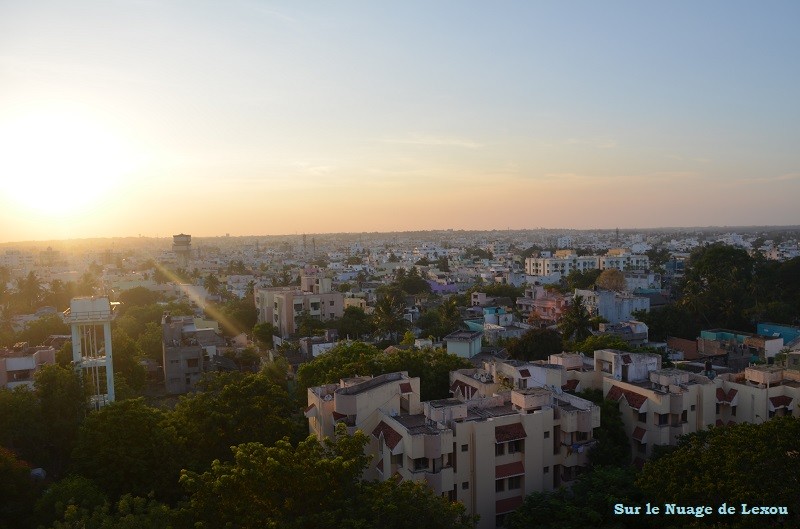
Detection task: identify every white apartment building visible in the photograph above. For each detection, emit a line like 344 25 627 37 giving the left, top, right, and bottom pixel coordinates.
306 362 600 529
524 249 649 277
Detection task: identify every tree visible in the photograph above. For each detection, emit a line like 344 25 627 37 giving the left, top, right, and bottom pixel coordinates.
575 389 631 468
15 271 43 311
33 475 107 529
70 398 183 501
595 269 626 292
169 371 303 471
136 322 163 362
334 306 375 340
111 330 146 392
507 328 563 361
16 314 69 347
203 273 221 297
298 342 472 401
117 287 163 308
565 269 602 291
50 494 174 529
179 430 371 529
558 295 592 342
505 465 652 529
179 428 475 529
401 330 416 346
638 418 800 528
0 447 39 529
678 243 755 329
573 334 632 355
373 287 408 342
35 365 86 477
253 322 279 348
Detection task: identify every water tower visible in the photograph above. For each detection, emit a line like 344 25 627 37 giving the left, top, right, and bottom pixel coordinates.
63 296 119 408
172 233 192 267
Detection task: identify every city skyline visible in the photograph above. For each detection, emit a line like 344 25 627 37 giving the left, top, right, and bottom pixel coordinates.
2 1 799 242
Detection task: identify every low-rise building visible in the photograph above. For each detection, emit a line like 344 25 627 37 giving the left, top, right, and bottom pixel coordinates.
161 312 227 394
0 343 56 389
574 288 650 324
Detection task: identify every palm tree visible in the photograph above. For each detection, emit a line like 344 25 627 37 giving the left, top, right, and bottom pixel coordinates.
15 271 43 311
373 286 407 343
558 294 592 342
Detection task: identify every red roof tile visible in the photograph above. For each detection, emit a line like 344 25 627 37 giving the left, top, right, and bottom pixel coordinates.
372 421 403 450
496 496 524 514
606 385 647 410
332 410 347 420
632 426 647 441
562 379 579 392
399 382 412 394
495 423 527 443
519 368 531 377
376 459 384 473
717 388 738 403
606 386 624 401
305 404 315 413
770 395 793 408
495 461 525 479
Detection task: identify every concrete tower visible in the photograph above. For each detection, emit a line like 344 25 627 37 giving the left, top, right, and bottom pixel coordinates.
63 297 119 408
172 233 192 267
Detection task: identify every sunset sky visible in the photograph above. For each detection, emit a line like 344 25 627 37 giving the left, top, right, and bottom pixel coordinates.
1 1 799 242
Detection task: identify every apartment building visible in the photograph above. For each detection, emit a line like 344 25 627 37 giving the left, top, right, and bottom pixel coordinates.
161 313 226 394
524 249 649 277
516 285 570 326
0 343 56 389
255 268 344 338
306 361 599 529
574 288 650 324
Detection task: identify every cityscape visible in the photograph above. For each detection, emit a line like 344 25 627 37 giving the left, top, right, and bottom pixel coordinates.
2 2 800 529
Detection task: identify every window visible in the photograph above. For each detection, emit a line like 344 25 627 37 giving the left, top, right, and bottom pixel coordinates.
691 405 696 411
638 412 647 423
543 466 549 474
462 481 469 490
495 443 505 456
508 440 524 454
391 453 402 465
716 403 721 414
731 406 737 417
495 479 505 492
461 444 468 452
187 358 199 368
544 431 550 439
413 457 428 472
657 413 669 426
681 410 688 423
329 300 334 306
508 476 521 490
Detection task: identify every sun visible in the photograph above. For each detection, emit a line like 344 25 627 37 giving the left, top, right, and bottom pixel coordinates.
0 110 142 216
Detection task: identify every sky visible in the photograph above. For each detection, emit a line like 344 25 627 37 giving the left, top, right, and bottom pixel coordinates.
1 1 799 242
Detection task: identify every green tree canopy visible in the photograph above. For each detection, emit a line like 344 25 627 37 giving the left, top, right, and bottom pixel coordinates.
507 328 563 361
637 417 800 528
169 371 303 471
70 398 183 502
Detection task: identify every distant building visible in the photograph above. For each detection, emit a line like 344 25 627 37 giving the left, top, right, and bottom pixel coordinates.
574 288 650 324
0 343 56 389
161 312 226 394
444 330 483 358
172 233 192 267
255 267 344 338
524 249 649 277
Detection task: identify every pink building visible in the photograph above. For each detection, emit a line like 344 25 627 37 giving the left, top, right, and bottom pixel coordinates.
516 286 571 326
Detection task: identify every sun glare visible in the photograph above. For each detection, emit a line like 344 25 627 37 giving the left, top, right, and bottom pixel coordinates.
0 110 142 216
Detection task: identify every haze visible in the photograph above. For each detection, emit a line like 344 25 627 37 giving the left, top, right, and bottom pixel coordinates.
1 1 799 242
